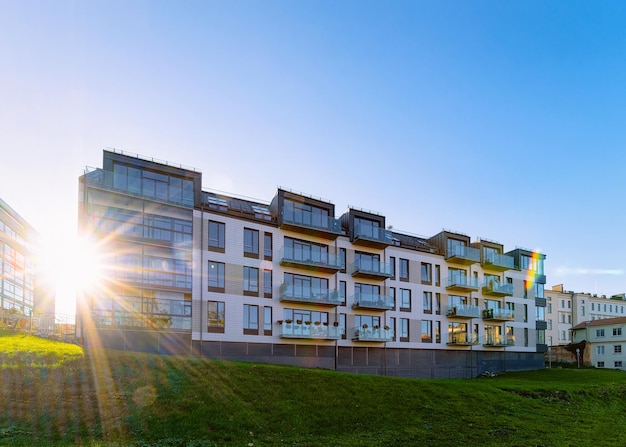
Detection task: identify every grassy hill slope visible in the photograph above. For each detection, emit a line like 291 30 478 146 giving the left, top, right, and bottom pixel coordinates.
1 331 626 446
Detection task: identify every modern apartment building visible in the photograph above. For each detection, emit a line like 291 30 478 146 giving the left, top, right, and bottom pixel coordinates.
0 197 46 320
77 149 547 378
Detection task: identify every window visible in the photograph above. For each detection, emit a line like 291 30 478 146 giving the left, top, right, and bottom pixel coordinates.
596 329 605 337
208 261 225 292
421 263 432 284
389 317 396 341
435 293 441 315
421 320 432 343
284 273 329 301
243 304 259 334
283 199 331 230
423 291 432 314
614 328 622 336
339 248 347 273
400 288 411 311
339 281 347 306
263 270 272 298
243 267 259 296
434 264 440 287
547 319 552 330
592 303 595 311
399 258 409 281
400 318 410 342
390 256 396 279
244 228 259 258
581 305 585 317
597 346 605 355
523 281 528 299
614 345 622 354
535 282 544 299
435 321 441 343
263 306 272 335
547 303 552 313
354 251 381 273
340 313 347 339
207 301 225 333
389 287 396 309
264 233 273 260
285 237 330 265
208 221 225 251
615 361 623 368
597 361 605 368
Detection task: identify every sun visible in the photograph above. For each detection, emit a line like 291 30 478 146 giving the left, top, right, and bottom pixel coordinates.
39 233 103 315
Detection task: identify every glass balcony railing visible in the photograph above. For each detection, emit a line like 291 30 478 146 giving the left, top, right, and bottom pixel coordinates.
277 321 342 339
447 333 480 345
483 335 515 347
281 210 341 234
278 285 344 306
446 276 480 291
482 281 514 296
352 293 395 310
351 259 393 278
446 305 481 318
352 326 393 342
84 168 194 208
482 308 515 321
279 247 344 271
482 253 514 271
446 245 480 264
353 224 393 245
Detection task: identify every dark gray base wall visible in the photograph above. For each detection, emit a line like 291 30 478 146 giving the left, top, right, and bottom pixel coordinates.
87 330 544 378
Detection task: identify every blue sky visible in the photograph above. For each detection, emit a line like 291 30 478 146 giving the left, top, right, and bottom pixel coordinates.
2 1 626 313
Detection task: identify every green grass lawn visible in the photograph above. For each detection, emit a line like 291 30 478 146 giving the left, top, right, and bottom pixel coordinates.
1 333 626 446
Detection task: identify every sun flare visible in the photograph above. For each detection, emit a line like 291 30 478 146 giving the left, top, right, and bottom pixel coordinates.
39 234 103 314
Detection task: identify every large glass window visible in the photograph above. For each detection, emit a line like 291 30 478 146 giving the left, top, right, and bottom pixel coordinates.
356 283 381 304
400 318 409 342
208 261 225 291
264 233 273 259
283 199 330 230
263 270 272 297
244 228 259 257
208 221 225 251
421 320 432 343
264 306 272 334
423 292 432 314
243 304 259 333
399 288 411 311
421 263 432 284
208 301 225 332
399 258 409 281
112 163 194 206
355 251 381 272
243 267 259 295
285 237 329 263
283 273 329 299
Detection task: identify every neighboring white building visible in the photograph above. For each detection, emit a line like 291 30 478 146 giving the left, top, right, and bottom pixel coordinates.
571 317 626 370
545 284 626 350
78 149 548 378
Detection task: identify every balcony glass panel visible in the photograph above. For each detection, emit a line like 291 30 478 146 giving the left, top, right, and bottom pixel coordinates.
483 253 514 270
446 244 480 263
482 308 515 320
278 321 342 339
352 326 393 341
351 259 393 277
352 293 394 310
282 201 341 233
354 223 393 244
280 247 343 270
483 335 515 346
446 305 480 318
482 281 514 296
279 285 343 305
446 275 479 290
447 333 480 345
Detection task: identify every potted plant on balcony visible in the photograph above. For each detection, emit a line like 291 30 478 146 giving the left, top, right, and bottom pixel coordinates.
314 321 321 326
333 321 339 327
277 320 283 325
322 322 329 326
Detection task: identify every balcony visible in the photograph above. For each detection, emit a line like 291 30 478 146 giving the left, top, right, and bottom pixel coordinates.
279 247 343 273
352 293 395 311
536 320 548 331
352 224 393 249
446 245 480 265
277 321 342 340
481 253 514 271
352 326 393 342
279 285 344 307
483 335 515 347
446 305 481 319
482 281 514 297
447 333 480 346
280 211 342 240
351 259 393 280
446 276 480 292
482 308 515 321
